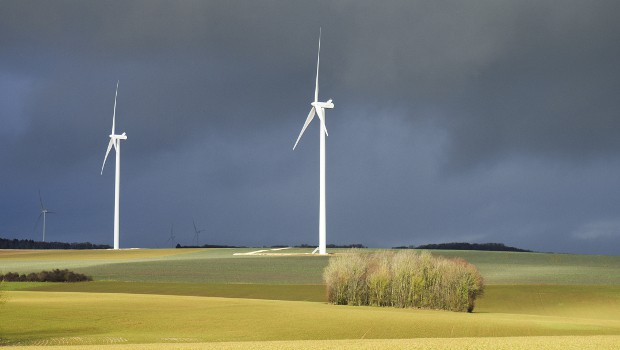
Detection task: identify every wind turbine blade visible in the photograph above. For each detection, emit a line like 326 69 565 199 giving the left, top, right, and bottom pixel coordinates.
314 28 321 103
112 81 119 135
315 107 329 136
101 139 115 174
38 190 44 210
293 107 316 150
193 220 198 233
33 213 43 231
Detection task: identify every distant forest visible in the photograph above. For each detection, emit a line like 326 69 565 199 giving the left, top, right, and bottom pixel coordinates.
176 244 246 249
394 242 532 252
0 237 111 250
177 243 369 249
0 238 530 252
296 244 367 249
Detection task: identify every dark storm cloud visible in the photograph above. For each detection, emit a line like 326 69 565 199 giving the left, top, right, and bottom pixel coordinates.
2 0 620 254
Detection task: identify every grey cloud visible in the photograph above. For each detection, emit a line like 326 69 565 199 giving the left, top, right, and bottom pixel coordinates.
2 1 620 255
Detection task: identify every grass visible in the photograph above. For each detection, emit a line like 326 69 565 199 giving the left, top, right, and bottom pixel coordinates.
429 250 620 285
13 281 326 302
476 285 620 320
0 249 191 275
9 282 620 320
74 256 329 284
0 248 329 284
3 291 620 346
4 337 620 350
1 248 620 348
4 248 619 285
0 248 193 262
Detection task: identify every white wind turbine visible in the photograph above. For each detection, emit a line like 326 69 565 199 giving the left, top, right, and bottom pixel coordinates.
166 224 176 248
293 28 334 255
101 81 127 250
35 190 54 242
193 219 205 247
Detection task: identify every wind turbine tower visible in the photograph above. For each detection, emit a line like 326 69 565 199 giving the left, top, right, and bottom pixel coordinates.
293 28 334 255
36 190 54 242
101 81 127 250
193 219 205 247
167 224 176 248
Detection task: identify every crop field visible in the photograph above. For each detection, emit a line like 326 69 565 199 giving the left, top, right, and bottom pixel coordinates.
1 248 619 349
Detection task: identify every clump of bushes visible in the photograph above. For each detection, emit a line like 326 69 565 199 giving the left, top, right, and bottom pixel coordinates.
0 269 92 282
323 250 484 312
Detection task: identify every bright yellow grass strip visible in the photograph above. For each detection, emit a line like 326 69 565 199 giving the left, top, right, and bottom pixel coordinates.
3 291 620 346
5 336 620 350
0 248 194 261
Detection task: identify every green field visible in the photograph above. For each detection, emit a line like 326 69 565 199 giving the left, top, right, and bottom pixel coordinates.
1 248 619 349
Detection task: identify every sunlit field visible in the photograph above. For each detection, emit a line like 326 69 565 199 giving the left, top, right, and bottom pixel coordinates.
1 248 619 349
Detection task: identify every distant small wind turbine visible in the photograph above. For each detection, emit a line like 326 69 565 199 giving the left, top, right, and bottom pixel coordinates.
34 190 54 242
166 224 176 248
293 28 334 255
193 219 205 246
101 81 127 250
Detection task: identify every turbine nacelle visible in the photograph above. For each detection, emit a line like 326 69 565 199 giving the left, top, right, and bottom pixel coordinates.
109 133 127 140
311 100 334 109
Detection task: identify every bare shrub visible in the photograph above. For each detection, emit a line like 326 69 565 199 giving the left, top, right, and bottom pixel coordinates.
324 249 368 306
366 251 392 306
324 249 484 312
347 251 369 305
323 254 351 305
390 250 414 307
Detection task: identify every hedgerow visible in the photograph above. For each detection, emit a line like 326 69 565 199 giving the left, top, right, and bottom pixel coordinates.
0 269 92 282
324 250 484 312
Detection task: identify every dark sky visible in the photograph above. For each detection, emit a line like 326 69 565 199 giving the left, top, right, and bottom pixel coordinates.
2 0 620 255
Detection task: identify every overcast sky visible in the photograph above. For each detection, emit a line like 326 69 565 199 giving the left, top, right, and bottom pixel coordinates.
2 0 620 255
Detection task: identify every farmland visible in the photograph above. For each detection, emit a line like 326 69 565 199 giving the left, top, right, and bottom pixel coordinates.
1 248 619 349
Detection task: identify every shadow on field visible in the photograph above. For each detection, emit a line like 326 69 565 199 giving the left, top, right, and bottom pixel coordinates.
20 282 328 302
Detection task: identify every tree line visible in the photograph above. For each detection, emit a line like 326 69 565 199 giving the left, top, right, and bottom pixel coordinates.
393 242 531 252
175 243 246 248
1 269 92 282
0 237 111 250
296 243 367 249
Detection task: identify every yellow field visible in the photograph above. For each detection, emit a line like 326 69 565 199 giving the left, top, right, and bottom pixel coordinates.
1 248 619 348
0 248 193 260
3 291 620 346
0 248 201 276
5 336 620 350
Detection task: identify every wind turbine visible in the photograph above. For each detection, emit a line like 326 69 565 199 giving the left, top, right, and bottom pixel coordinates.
293 28 334 255
35 190 54 242
193 219 205 247
101 81 127 250
166 224 176 248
